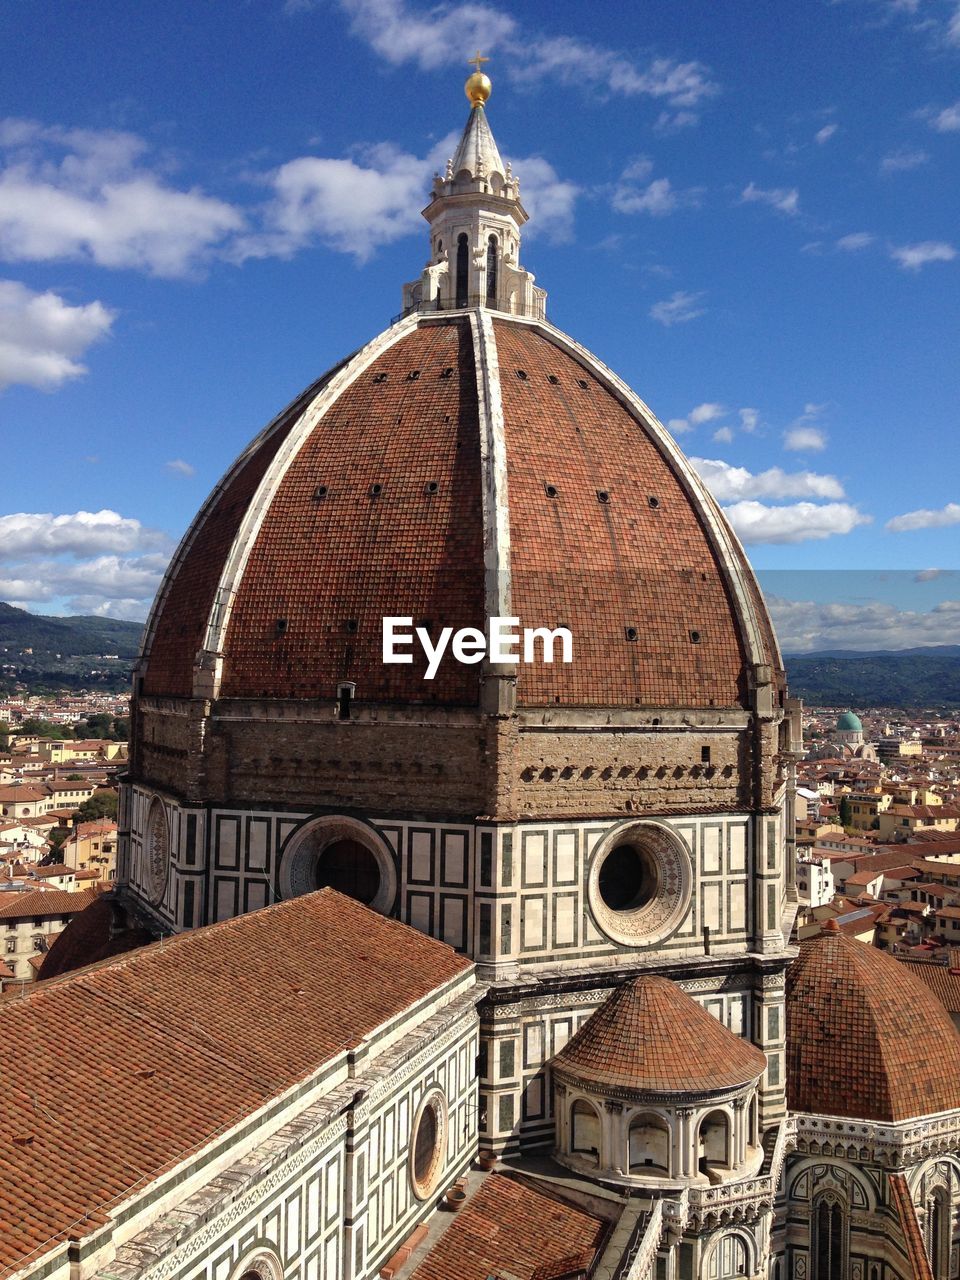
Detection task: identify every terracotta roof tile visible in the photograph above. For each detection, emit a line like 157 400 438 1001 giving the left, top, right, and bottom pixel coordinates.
553 975 766 1093
409 1173 608 1280
0 889 471 1275
0 890 96 921
219 320 484 704
787 930 960 1121
37 897 152 981
494 321 777 708
141 365 342 698
898 960 960 1014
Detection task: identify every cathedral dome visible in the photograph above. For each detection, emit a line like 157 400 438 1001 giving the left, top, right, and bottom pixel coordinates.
553 974 766 1095
836 711 863 732
786 928 960 1122
139 80 783 716
139 310 781 708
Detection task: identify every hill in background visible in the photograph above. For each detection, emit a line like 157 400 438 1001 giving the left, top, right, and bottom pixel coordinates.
784 651 960 710
0 603 144 694
0 602 143 657
0 603 958 707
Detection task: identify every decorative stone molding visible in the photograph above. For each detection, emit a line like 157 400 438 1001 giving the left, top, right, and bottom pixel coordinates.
145 798 169 907
277 813 397 914
228 1244 283 1280
408 1087 448 1201
586 820 693 948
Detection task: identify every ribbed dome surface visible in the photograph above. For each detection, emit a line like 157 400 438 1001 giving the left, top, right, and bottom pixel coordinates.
787 929 960 1122
140 311 781 708
553 975 767 1094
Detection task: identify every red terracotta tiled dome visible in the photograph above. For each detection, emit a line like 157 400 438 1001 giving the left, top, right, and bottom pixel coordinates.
787 929 960 1122
552 974 767 1094
139 311 781 709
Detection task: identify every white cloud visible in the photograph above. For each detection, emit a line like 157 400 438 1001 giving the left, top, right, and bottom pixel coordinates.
784 425 828 451
165 459 195 477
741 182 800 216
931 101 960 132
0 509 170 558
880 148 930 173
815 123 838 144
510 37 717 108
620 156 654 183
836 232 875 251
612 158 702 218
721 500 870 544
653 110 699 133
691 457 846 501
649 290 707 327
0 279 113 391
337 0 516 71
0 119 243 278
667 403 725 433
769 596 960 653
739 407 760 432
949 4 960 45
886 502 960 532
0 554 168 609
71 597 151 620
689 402 726 425
238 137 578 261
508 155 580 241
712 426 734 444
238 141 439 263
613 176 679 216
335 0 717 109
0 510 170 616
889 240 956 270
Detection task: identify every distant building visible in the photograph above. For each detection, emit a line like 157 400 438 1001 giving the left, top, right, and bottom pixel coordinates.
0 887 97 986
806 711 878 762
61 819 118 882
796 855 835 907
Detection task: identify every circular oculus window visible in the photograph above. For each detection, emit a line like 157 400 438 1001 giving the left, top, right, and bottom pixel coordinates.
230 1247 283 1280
588 821 692 946
409 1089 447 1200
145 799 169 906
279 816 397 914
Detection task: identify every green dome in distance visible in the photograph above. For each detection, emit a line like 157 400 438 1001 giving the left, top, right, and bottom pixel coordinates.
837 711 863 731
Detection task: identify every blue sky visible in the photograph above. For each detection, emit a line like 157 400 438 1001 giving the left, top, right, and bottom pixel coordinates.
0 0 958 651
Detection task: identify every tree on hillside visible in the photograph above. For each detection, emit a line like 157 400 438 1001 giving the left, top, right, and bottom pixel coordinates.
76 713 128 741
76 791 118 822
20 718 73 740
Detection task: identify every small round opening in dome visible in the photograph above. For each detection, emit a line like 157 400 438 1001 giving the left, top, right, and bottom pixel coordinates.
598 844 659 913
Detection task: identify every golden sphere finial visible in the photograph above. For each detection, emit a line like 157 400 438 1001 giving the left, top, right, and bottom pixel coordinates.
465 50 491 107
